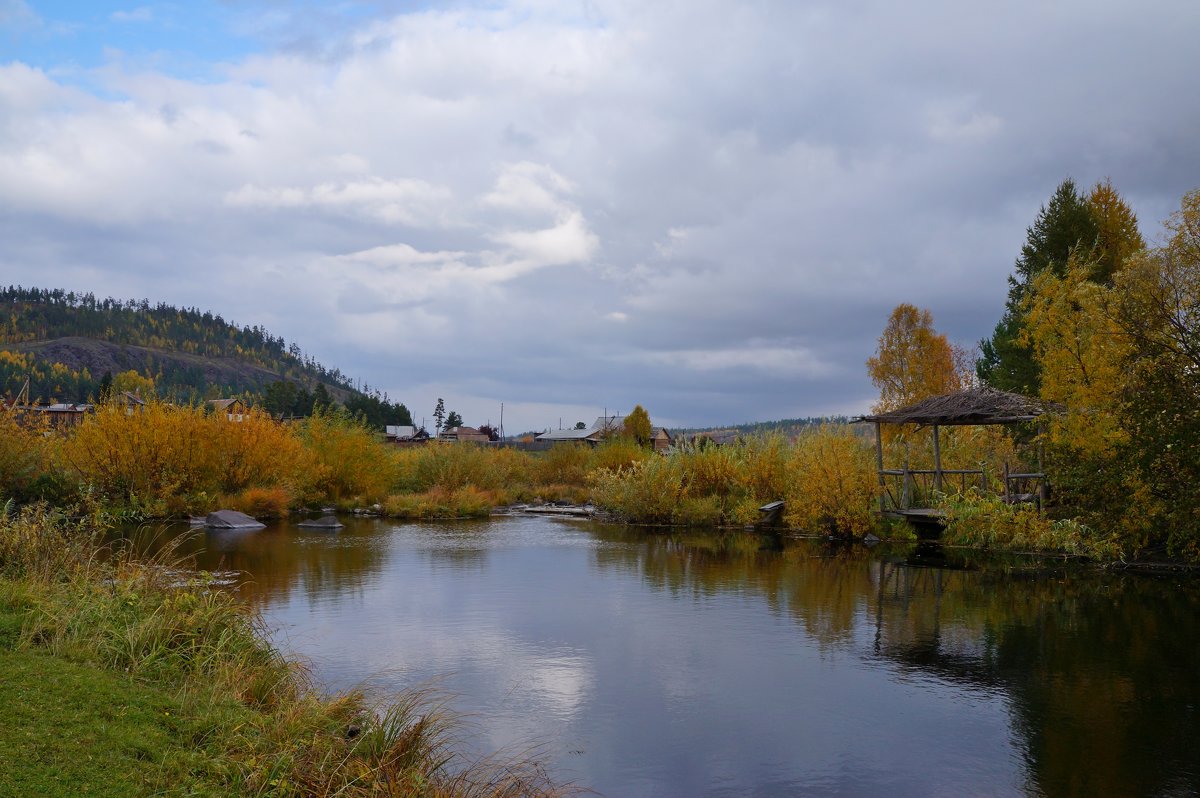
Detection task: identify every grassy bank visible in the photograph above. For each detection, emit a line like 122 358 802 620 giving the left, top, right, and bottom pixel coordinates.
0 504 571 797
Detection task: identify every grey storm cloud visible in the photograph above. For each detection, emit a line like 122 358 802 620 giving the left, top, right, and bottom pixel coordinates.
1 0 1199 431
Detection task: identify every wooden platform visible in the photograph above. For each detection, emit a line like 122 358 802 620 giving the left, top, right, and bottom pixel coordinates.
882 508 946 527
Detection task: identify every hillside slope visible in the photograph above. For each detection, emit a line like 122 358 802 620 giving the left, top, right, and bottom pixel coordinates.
11 333 331 396
1 287 410 426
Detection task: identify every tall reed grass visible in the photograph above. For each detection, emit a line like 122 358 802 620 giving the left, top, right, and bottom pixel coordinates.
590 426 880 534
938 492 1124 560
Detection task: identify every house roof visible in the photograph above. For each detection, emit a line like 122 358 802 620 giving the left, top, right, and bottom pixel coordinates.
592 415 625 432
855 387 1059 427
537 428 601 441
41 403 93 412
205 398 243 412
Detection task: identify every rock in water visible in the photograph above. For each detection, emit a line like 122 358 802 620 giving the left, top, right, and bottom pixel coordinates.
205 510 266 530
297 515 344 529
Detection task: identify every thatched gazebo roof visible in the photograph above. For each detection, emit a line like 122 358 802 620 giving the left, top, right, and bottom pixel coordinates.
856 387 1057 427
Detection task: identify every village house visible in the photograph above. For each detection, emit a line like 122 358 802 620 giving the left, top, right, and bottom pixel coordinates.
25 402 95 428
120 391 146 414
536 415 674 452
439 425 490 443
205 398 248 421
385 425 430 446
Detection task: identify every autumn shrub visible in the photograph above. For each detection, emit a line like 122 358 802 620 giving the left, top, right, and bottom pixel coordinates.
383 486 496 519
57 401 311 516
588 438 650 473
676 443 742 499
485 445 535 488
784 425 878 536
225 486 292 519
0 410 54 503
527 483 591 505
939 492 1124 560
407 443 496 492
674 494 725 526
589 457 683 524
735 434 792 502
0 502 100 581
299 407 394 502
537 443 592 486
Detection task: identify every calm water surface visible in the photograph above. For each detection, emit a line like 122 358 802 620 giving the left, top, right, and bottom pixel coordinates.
153 516 1199 797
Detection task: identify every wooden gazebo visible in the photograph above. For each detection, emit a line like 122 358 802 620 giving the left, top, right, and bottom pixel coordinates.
856 387 1057 524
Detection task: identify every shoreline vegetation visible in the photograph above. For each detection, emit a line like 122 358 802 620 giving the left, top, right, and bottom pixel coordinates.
0 503 575 797
0 395 1166 563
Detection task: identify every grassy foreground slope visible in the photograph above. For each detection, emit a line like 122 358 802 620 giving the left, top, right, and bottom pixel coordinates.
0 647 225 797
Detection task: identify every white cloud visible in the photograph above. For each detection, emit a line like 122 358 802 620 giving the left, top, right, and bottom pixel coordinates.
482 161 577 216
2 0 1199 430
111 6 153 24
225 177 454 227
0 0 37 28
490 211 599 270
640 344 835 379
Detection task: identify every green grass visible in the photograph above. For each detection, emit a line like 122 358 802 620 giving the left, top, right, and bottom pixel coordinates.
0 603 242 798
0 649 186 797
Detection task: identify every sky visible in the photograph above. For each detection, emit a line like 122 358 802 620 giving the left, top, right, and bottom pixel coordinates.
2 0 1199 433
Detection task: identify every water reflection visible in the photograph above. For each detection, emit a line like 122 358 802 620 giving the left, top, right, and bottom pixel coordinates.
123 517 1200 797
589 527 1200 797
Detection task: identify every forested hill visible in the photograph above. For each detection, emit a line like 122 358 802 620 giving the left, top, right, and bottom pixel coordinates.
674 417 855 438
1 286 412 426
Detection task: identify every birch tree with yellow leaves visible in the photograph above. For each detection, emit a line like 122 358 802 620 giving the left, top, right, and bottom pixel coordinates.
1025 189 1200 557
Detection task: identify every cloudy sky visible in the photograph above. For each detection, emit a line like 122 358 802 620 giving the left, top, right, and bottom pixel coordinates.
2 1 1198 432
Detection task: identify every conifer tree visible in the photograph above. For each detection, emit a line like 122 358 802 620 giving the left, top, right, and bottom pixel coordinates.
978 178 1100 393
433 398 446 434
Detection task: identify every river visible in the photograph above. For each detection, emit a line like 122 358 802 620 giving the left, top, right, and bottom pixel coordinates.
149 515 1199 797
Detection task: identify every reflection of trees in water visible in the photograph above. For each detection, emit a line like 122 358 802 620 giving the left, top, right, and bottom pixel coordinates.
418 524 492 572
115 518 391 607
590 529 1200 796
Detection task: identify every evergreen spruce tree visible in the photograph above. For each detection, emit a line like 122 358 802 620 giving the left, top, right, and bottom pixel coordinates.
978 179 1100 393
433 398 446 434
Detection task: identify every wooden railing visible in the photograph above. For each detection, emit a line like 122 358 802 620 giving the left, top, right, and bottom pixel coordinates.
1002 464 1048 509
878 464 1048 512
879 468 985 511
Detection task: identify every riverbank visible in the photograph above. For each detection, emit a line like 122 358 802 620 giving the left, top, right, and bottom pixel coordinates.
0 505 572 797
2 399 1181 563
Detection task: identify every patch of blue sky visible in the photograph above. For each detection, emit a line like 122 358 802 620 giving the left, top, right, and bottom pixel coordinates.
2 2 256 86
1 1 447 87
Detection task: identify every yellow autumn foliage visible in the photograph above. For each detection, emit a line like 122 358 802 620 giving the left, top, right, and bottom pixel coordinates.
57 400 310 515
298 407 395 503
783 426 878 535
590 427 879 535
1023 257 1131 458
0 409 51 502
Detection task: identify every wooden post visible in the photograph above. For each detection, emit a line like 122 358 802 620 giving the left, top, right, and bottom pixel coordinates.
874 422 886 513
902 459 911 509
932 423 943 494
1037 419 1046 506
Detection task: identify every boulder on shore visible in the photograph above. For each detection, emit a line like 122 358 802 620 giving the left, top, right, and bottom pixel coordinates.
297 515 344 530
205 510 266 530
